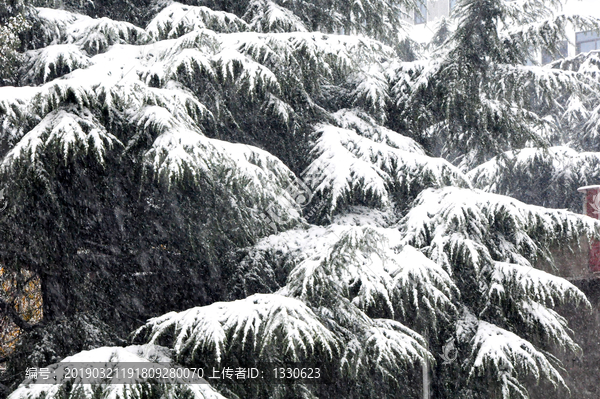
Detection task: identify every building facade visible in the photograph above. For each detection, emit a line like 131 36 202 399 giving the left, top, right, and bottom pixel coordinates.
412 0 455 25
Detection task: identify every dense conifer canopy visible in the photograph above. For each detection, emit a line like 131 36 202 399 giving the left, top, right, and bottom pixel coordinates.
1 0 600 398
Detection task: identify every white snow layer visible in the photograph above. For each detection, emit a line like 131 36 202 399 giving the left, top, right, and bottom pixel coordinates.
134 293 337 364
7 345 227 399
401 186 599 271
303 114 470 213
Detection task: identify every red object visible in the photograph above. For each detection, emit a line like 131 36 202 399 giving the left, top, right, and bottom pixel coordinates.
590 242 600 273
577 185 600 272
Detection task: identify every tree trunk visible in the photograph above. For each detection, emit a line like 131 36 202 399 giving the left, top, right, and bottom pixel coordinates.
40 272 71 322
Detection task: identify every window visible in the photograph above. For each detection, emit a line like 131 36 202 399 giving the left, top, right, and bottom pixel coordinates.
542 41 568 65
414 0 427 24
576 31 600 54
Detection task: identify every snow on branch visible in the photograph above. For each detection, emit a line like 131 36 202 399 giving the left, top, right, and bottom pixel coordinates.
213 48 281 97
36 79 97 114
7 345 228 399
467 320 567 397
401 186 600 272
233 225 437 378
20 44 92 85
1 108 121 169
284 226 397 317
553 48 600 77
303 123 391 212
562 95 590 126
257 224 457 330
341 318 431 382
244 0 308 33
486 261 588 310
146 2 248 40
469 146 600 211
0 86 39 143
33 7 93 47
350 66 390 123
332 109 424 154
389 59 432 107
133 293 338 364
391 246 458 325
0 39 301 234
70 17 149 55
498 0 561 23
133 104 302 231
303 113 469 216
155 29 222 62
285 32 394 72
491 64 594 108
519 299 580 353
35 8 149 55
164 48 216 86
143 82 213 124
503 13 600 52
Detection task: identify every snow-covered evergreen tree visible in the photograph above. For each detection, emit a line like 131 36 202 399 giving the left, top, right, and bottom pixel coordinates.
469 147 600 211
2 1 600 399
0 1 30 86
389 0 600 169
